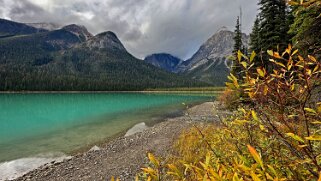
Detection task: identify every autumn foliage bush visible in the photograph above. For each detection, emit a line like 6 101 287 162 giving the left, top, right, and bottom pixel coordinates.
137 45 321 181
136 1 321 180
217 88 241 109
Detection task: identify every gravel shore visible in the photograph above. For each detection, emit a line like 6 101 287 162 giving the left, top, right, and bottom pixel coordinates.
15 102 228 181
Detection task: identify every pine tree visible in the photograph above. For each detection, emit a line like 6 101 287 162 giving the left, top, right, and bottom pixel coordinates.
232 16 244 79
258 0 290 51
289 5 321 57
249 16 261 53
233 16 243 55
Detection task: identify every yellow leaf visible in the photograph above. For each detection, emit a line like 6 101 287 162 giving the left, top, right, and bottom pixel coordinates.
308 55 317 62
238 50 242 62
240 61 248 68
142 167 157 176
250 171 261 181
267 165 278 177
250 51 256 63
266 173 273 180
286 133 305 143
298 144 308 148
304 108 317 114
148 153 160 168
167 164 182 177
292 49 299 56
291 84 295 91
273 52 282 59
252 111 259 122
275 61 286 68
233 173 240 181
313 65 320 73
247 145 264 169
257 68 265 77
230 73 238 82
263 85 268 96
259 125 267 131
267 50 274 57
306 135 321 141
226 82 235 89
233 119 250 125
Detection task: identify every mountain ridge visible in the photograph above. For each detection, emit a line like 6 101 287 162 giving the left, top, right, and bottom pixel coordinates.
0 18 204 91
178 28 250 85
144 53 182 73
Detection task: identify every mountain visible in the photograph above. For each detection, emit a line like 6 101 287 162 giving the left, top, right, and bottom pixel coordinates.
0 19 203 91
26 23 61 31
0 18 46 38
62 24 93 41
177 27 250 86
144 53 182 72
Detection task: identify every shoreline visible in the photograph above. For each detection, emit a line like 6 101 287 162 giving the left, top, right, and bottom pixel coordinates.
0 90 223 94
12 101 228 181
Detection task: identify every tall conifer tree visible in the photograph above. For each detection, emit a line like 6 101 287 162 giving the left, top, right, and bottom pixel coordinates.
257 0 290 51
249 16 261 53
232 16 243 78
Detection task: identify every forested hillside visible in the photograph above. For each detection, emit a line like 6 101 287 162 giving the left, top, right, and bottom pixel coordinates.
0 21 205 91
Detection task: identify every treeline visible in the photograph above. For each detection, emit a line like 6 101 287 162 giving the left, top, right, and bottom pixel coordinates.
232 0 321 74
0 46 206 91
0 28 207 91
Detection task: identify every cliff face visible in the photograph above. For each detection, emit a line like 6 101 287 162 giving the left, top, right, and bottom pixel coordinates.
177 28 250 85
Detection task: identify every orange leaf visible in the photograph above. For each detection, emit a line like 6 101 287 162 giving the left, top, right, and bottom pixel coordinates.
247 145 264 169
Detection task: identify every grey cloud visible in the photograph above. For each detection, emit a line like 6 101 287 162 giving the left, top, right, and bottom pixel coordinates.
0 0 258 59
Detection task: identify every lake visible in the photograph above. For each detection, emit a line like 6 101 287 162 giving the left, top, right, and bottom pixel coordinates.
0 93 212 163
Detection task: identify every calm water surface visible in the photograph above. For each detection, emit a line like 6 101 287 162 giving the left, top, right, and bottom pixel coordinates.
0 93 212 162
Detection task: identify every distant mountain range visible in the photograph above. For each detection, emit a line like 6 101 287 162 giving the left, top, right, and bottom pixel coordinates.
144 27 249 86
144 53 181 73
0 18 204 91
0 18 248 90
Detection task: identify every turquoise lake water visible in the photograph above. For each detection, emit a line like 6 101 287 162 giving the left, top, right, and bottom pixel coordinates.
0 93 212 162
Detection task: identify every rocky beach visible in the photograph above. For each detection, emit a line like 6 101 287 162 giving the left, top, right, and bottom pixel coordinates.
13 102 230 181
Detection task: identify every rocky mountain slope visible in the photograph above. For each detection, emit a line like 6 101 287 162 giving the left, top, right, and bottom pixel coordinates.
0 19 203 91
178 27 250 85
144 53 181 73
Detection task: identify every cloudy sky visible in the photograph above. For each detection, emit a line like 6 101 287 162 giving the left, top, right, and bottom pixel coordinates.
0 0 258 59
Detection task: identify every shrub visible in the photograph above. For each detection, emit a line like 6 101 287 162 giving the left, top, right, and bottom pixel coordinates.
138 46 321 181
217 88 241 109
